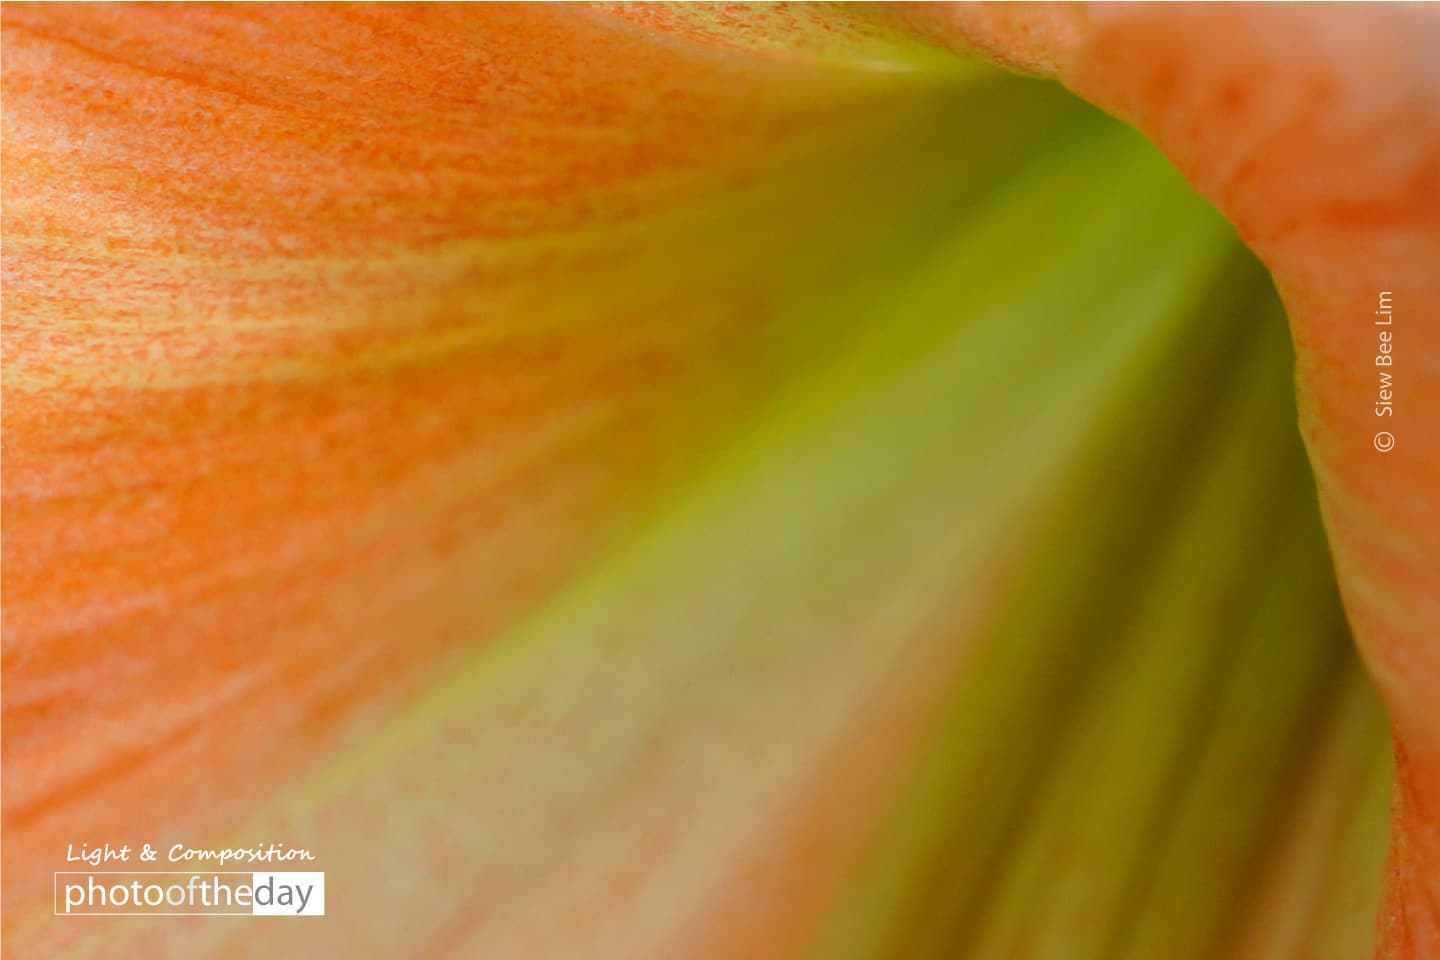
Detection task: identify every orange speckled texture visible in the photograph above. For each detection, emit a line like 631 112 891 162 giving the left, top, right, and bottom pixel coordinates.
3 3 1436 958
2 1 981 939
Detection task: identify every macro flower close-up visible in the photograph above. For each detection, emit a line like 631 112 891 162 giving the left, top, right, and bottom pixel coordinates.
1 3 1437 959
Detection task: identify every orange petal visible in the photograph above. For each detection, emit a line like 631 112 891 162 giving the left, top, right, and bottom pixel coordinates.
0 1 1052 940
0 0 918 908
1 4 1418 957
934 4 1440 955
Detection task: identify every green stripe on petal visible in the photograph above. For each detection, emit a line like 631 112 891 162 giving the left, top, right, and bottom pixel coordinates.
811 154 1388 960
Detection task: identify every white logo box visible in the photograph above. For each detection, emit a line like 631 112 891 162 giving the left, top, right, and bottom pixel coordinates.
54 872 325 916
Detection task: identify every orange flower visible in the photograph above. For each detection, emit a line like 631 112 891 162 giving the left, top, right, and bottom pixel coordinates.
2 4 1435 958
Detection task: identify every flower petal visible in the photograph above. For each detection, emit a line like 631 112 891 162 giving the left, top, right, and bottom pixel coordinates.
936 5 1440 954
0 1 1075 937
0 5 1409 958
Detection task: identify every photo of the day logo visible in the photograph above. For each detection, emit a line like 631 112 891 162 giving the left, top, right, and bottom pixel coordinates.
56 872 325 916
